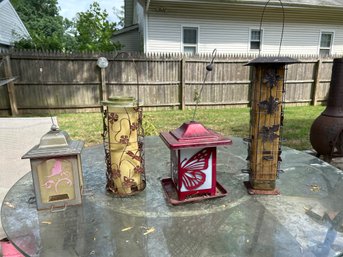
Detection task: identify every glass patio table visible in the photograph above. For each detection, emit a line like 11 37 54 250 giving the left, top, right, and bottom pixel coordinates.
1 136 343 257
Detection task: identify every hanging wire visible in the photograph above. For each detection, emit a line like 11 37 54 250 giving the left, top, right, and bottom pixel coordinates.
37 54 56 129
192 48 217 121
258 0 285 57
113 52 140 107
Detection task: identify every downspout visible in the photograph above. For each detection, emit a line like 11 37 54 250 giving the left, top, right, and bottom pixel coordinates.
144 0 150 53
145 0 150 12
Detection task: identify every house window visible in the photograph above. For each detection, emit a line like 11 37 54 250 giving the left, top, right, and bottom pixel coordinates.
183 27 198 54
319 32 333 56
250 29 262 51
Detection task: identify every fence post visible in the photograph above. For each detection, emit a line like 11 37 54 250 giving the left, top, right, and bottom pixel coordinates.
97 57 109 111
311 59 322 106
3 56 18 116
100 68 107 102
179 57 186 110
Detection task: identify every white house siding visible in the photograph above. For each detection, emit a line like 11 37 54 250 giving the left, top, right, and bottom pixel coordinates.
146 2 343 55
0 0 29 47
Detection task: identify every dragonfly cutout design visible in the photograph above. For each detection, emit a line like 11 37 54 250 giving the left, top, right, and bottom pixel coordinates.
126 150 142 162
260 125 280 143
259 96 279 114
180 148 211 190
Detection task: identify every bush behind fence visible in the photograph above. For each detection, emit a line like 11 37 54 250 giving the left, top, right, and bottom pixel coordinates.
0 49 335 116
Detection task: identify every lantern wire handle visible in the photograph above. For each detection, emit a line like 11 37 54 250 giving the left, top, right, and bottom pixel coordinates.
192 48 217 121
37 54 57 131
258 0 285 57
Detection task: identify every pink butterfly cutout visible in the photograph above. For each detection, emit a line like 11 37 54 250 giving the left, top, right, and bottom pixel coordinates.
180 148 211 190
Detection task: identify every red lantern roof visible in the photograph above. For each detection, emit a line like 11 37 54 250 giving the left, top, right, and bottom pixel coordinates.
160 121 232 149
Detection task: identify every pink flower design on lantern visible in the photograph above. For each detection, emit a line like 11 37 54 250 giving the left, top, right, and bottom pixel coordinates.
134 166 144 174
138 141 143 150
130 122 138 131
112 168 121 179
108 113 119 124
42 180 55 189
119 135 129 144
123 176 135 188
138 115 142 124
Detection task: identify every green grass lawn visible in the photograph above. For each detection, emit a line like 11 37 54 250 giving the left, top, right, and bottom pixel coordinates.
57 105 325 150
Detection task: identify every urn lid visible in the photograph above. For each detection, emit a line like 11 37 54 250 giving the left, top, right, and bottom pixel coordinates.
160 121 232 149
22 125 84 159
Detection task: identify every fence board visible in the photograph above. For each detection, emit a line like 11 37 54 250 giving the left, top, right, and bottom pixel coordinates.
0 50 337 115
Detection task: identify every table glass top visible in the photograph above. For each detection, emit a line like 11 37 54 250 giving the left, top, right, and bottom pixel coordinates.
1 136 343 257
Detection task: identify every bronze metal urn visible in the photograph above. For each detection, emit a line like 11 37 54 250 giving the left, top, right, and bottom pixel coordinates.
310 58 343 159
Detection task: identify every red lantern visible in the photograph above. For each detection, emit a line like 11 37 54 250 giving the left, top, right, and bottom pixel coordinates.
160 121 232 203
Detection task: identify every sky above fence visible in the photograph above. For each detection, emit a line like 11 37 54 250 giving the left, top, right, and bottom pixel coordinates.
58 0 123 23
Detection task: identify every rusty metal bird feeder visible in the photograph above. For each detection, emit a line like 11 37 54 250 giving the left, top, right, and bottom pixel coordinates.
244 57 297 194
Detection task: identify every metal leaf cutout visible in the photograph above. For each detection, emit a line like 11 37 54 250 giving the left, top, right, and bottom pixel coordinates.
263 155 274 161
260 125 280 142
263 70 281 88
259 96 279 114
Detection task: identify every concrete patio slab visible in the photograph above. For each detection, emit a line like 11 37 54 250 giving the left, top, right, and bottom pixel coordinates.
0 117 57 242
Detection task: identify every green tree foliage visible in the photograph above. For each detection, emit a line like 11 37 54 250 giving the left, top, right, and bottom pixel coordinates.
73 2 121 52
11 0 67 50
12 0 121 52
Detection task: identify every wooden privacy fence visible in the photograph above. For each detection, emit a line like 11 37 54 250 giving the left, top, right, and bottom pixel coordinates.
0 50 335 116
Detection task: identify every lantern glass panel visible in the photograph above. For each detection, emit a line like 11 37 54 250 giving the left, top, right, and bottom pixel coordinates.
179 148 213 192
36 158 76 203
171 150 179 188
108 106 143 194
